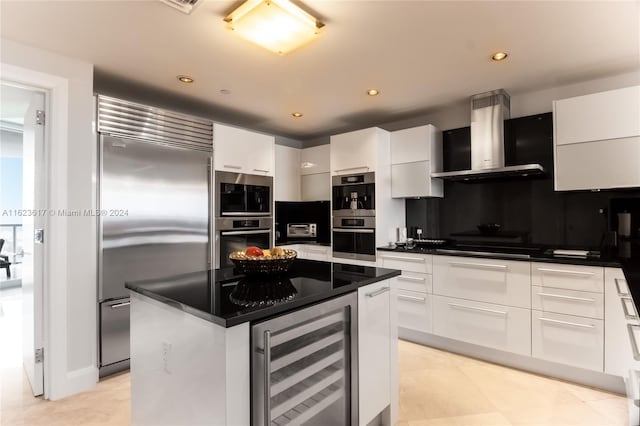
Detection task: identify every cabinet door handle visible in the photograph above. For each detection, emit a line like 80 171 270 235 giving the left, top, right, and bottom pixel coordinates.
253 168 269 173
449 261 507 271
537 292 595 303
448 303 507 316
628 324 640 361
263 330 272 424
110 301 131 309
622 297 639 320
539 317 595 329
223 164 242 170
537 267 595 277
334 166 370 173
380 255 425 263
398 294 426 303
366 287 390 298
397 276 426 283
615 278 630 296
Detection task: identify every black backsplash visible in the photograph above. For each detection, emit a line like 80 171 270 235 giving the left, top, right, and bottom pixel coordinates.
407 112 640 249
275 201 331 244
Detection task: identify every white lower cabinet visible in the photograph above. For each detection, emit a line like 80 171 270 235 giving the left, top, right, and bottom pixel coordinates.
532 262 604 293
433 256 531 308
300 245 331 262
377 252 432 274
531 285 604 319
394 271 432 293
397 290 432 334
358 280 391 426
532 310 604 372
432 295 531 356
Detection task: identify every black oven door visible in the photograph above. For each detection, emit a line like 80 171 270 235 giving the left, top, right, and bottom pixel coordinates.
219 183 247 215
246 185 271 215
218 229 271 269
332 228 376 262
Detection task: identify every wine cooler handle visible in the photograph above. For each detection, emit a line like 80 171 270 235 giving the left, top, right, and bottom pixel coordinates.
264 330 272 425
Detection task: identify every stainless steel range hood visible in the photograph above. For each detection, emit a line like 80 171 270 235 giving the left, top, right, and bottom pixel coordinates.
432 89 546 181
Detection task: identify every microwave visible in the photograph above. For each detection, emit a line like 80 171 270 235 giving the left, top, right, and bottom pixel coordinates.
215 171 273 217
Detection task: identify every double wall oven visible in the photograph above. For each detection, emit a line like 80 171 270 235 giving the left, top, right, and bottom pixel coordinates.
215 171 273 268
332 172 376 262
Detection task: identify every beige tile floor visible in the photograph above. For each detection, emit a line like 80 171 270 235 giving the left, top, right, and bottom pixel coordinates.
0 299 629 426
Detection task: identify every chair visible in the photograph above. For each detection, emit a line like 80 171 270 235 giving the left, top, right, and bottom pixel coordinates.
0 239 11 278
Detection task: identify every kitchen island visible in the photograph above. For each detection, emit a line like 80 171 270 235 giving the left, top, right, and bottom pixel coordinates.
126 259 400 426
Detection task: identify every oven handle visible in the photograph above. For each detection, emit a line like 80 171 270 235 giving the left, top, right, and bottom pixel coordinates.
333 228 375 234
222 212 272 217
220 229 271 236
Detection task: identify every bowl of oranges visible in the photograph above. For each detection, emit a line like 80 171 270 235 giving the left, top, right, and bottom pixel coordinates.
229 246 297 275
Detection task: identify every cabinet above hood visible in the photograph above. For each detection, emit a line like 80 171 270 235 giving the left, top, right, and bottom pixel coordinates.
432 90 547 182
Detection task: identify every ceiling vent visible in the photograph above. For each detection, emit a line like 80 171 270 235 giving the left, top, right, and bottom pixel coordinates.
160 0 202 14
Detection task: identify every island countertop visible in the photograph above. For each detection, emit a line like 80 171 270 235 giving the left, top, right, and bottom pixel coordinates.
125 259 400 328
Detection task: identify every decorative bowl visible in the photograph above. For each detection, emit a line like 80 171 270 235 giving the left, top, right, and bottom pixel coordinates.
229 249 297 275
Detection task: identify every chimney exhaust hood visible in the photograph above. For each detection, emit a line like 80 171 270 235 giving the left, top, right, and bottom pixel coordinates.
432 89 546 182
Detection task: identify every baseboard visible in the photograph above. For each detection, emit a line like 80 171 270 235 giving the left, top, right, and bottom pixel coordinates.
399 328 625 395
49 365 99 400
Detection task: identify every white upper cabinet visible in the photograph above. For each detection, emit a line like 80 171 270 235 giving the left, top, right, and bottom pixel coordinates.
274 145 301 201
553 86 640 191
390 125 443 198
213 123 275 176
330 127 387 175
300 144 330 175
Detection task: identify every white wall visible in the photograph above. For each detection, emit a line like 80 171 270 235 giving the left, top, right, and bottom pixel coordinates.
1 38 96 399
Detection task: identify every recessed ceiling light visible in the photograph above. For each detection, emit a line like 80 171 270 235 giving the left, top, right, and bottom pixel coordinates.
367 89 380 96
177 75 194 84
224 0 324 55
220 89 232 95
292 112 303 118
491 51 508 61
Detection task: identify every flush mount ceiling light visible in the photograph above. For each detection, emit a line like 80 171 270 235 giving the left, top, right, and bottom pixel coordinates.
177 75 195 83
292 112 303 118
491 51 508 61
301 161 316 169
224 0 324 55
367 89 380 96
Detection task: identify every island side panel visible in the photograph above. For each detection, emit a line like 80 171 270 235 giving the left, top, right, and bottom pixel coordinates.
225 321 250 426
130 292 250 426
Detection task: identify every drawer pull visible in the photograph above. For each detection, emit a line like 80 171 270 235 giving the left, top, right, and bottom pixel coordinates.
398 294 426 303
253 168 270 173
380 255 426 263
539 317 595 329
537 267 595 277
448 303 507 316
397 276 426 283
366 287 390 298
449 261 507 271
628 324 640 361
110 301 130 309
622 297 639 320
537 292 595 303
615 278 630 296
334 166 370 173
223 164 242 170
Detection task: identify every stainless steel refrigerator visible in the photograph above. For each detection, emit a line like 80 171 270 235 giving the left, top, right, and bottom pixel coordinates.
97 96 213 376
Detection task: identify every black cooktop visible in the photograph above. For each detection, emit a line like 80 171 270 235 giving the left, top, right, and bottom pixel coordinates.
125 259 400 327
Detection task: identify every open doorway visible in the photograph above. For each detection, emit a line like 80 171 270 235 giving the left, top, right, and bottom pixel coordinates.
0 82 46 399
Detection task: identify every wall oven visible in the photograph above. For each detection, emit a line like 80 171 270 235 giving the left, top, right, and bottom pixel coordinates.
332 172 375 217
216 171 272 217
216 217 272 268
332 216 376 262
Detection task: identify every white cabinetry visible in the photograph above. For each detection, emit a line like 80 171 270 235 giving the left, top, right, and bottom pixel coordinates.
330 128 383 175
553 85 640 190
274 144 301 201
531 262 605 372
358 279 395 426
390 125 443 198
283 244 331 262
213 123 274 176
301 145 330 201
604 268 639 377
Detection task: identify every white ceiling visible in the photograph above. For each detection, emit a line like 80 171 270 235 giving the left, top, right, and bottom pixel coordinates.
1 1 638 140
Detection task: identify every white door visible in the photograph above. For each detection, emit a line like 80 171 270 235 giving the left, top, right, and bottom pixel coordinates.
22 91 45 396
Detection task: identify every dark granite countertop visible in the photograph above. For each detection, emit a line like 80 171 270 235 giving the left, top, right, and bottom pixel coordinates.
125 259 399 328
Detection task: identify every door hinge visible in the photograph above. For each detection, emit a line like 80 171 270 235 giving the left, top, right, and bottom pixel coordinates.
36 110 45 126
35 348 44 363
35 229 44 244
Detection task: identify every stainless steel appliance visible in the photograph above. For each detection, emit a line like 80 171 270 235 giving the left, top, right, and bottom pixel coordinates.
287 223 317 239
97 95 213 376
332 172 375 217
216 171 272 217
252 292 358 425
215 217 272 268
332 216 376 262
